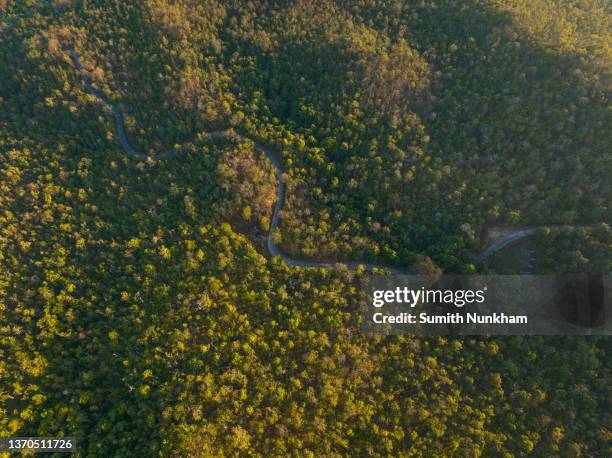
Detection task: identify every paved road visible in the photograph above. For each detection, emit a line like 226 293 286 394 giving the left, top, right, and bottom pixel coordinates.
66 50 564 274
473 228 540 263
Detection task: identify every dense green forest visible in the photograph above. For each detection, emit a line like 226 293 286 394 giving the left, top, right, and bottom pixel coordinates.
1 1 610 456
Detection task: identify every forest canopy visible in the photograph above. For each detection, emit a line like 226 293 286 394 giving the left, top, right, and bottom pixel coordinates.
0 1 610 456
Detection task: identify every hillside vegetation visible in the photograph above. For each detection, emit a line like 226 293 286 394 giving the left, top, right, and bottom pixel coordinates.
0 1 610 456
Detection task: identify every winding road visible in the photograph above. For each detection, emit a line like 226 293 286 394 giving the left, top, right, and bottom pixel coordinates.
66 50 565 274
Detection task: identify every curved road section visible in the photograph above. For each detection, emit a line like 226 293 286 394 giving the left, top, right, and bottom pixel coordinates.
66 50 566 274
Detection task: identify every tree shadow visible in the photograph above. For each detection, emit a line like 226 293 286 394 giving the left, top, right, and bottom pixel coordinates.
386 0 610 226
237 0 611 266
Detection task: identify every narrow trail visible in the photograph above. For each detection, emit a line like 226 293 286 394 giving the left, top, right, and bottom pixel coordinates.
66 50 566 274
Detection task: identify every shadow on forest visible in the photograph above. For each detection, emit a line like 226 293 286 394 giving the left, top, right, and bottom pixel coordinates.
231 0 610 265
367 0 610 225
